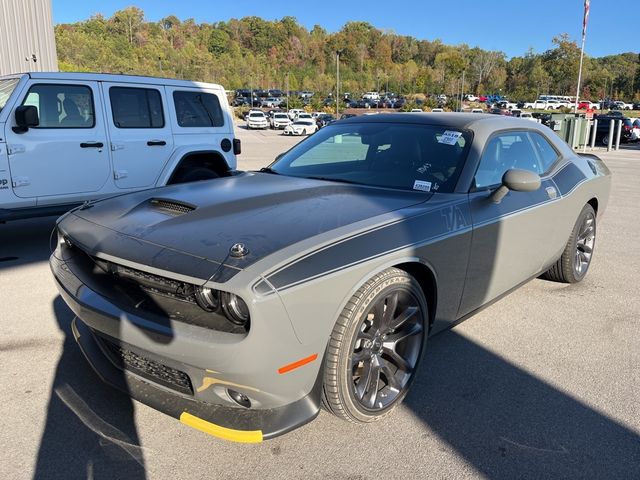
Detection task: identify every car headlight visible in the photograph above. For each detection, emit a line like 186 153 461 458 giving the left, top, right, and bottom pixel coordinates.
222 292 250 326
195 286 250 326
194 287 220 311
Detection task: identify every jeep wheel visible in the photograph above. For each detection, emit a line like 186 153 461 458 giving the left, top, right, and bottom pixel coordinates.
322 268 428 423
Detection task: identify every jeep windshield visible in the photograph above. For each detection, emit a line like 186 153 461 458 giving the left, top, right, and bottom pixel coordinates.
269 122 471 193
0 78 20 113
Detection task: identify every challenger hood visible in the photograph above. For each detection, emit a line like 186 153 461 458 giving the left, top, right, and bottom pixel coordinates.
61 172 428 279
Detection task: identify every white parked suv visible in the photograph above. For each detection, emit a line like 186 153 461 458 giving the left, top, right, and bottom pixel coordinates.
287 108 305 120
0 72 239 222
270 112 291 129
246 110 268 129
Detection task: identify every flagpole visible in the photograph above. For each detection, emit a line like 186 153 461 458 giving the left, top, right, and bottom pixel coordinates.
574 1 590 113
574 34 587 113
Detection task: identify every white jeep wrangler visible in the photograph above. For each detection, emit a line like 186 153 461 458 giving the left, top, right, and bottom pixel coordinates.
0 72 240 222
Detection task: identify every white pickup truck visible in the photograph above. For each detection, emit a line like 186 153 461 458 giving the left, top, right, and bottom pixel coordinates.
497 100 519 110
613 101 633 110
524 99 567 110
0 72 239 222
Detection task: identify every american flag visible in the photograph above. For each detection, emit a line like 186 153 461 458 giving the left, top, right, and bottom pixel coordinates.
583 0 591 37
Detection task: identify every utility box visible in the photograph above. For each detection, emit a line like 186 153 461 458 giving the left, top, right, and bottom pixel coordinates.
549 114 589 149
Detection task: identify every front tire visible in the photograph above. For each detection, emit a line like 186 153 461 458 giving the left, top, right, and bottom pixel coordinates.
322 268 428 423
542 204 596 283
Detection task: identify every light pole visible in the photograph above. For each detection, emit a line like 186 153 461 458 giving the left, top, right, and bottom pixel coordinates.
336 49 343 117
286 73 289 111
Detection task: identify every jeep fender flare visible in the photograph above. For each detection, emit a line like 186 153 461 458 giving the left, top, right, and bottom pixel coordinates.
156 146 233 186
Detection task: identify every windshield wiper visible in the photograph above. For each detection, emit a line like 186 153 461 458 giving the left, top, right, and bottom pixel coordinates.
258 167 279 174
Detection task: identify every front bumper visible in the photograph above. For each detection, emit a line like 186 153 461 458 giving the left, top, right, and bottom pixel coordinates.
50 249 322 442
71 316 321 442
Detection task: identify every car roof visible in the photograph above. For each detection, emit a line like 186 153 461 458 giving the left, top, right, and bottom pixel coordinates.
337 112 557 135
1 72 224 90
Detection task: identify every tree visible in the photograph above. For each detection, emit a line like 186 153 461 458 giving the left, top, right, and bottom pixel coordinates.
542 34 581 95
208 29 230 56
470 49 502 93
111 7 144 45
54 10 640 100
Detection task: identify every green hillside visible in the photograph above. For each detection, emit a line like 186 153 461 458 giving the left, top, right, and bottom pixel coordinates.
55 7 640 101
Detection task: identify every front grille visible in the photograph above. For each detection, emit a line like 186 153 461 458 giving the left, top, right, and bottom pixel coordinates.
150 198 196 215
100 337 194 395
84 256 247 334
94 258 198 304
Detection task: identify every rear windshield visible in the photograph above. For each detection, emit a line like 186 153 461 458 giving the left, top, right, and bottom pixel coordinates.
0 78 20 112
271 122 471 193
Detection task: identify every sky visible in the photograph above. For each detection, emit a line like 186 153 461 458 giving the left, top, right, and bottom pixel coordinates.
51 0 631 59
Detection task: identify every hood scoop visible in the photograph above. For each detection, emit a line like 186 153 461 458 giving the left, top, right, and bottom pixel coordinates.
149 198 196 216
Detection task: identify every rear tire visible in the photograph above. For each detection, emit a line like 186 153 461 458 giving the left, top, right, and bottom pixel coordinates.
322 268 428 423
542 204 596 283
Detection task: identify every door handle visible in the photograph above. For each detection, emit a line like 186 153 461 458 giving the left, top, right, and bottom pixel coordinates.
80 142 104 148
147 140 167 146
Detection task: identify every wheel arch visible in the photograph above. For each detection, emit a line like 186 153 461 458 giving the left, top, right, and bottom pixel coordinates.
587 197 598 214
331 257 439 331
393 261 438 328
159 149 232 185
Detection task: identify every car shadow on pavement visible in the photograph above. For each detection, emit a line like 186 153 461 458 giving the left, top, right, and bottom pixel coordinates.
404 328 640 479
0 217 57 270
34 296 147 479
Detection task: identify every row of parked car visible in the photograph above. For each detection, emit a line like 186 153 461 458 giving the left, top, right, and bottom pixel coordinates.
244 108 336 135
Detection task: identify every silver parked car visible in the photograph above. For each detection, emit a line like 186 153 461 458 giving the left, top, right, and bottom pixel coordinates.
52 113 611 443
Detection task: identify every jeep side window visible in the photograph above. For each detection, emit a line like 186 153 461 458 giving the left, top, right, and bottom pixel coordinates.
109 87 165 128
173 91 224 127
22 84 94 128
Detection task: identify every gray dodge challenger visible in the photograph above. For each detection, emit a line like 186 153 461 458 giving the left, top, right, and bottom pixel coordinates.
51 113 611 442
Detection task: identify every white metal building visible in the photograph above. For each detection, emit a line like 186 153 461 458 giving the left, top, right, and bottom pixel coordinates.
0 0 58 75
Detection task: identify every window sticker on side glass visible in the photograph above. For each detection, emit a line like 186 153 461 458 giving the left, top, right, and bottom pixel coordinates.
438 130 462 145
413 180 432 192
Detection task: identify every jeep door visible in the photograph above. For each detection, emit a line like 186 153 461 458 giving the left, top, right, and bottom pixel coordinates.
102 83 173 189
4 80 110 202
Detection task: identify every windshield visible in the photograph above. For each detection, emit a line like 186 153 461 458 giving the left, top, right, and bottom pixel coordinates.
0 78 19 113
270 122 471 193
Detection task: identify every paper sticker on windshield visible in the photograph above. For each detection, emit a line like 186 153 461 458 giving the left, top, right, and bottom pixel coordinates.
413 180 432 192
438 130 462 145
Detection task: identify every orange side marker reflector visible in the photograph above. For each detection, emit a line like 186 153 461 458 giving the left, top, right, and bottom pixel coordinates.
278 353 318 374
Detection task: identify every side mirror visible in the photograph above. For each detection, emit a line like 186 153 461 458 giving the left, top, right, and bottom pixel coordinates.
491 169 541 204
14 105 39 133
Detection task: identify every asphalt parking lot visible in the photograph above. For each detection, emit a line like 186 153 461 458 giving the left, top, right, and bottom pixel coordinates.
1 125 639 480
